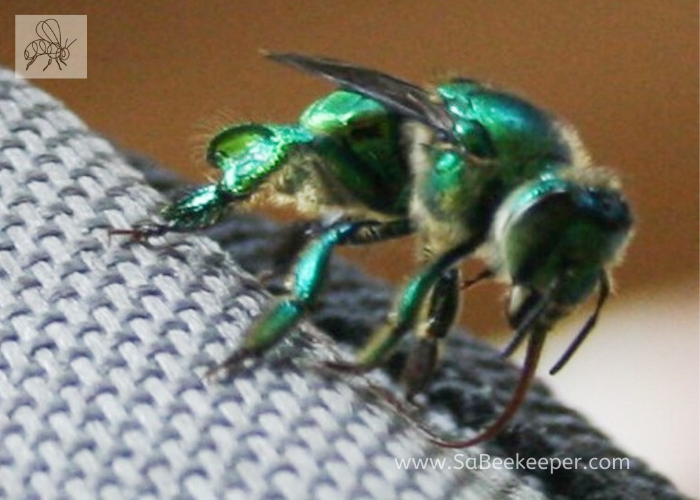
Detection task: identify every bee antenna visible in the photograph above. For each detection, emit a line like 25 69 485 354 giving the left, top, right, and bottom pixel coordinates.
549 273 610 375
500 290 543 357
500 323 530 359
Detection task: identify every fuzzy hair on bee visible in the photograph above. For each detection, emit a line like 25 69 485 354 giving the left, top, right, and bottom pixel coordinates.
110 51 633 448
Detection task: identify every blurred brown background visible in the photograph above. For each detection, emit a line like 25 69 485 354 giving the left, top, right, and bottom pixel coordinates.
3 1 698 496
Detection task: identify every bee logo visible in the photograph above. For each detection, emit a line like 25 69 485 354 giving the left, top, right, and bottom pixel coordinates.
24 19 77 72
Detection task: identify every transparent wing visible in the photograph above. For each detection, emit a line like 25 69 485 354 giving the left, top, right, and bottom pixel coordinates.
265 51 458 143
36 19 62 45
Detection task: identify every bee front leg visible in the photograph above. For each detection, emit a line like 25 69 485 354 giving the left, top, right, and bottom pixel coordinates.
401 268 460 399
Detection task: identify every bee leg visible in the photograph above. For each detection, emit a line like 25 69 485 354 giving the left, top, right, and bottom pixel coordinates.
210 219 413 378
112 123 314 243
263 220 325 282
329 237 480 376
461 267 495 290
110 184 239 242
548 272 610 375
402 268 460 400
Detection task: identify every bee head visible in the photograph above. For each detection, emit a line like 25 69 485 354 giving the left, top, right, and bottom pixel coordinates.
494 173 633 305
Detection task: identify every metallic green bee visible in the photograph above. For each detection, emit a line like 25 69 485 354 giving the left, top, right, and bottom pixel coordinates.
111 52 633 447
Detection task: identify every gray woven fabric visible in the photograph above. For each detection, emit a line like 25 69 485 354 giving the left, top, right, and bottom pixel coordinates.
0 69 688 500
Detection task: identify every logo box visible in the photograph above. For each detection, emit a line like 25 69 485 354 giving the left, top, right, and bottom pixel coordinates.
15 15 87 79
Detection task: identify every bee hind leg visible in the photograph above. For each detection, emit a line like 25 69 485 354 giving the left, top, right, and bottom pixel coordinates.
109 184 238 242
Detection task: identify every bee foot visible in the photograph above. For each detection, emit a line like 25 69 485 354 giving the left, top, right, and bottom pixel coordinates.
321 360 373 375
256 269 274 285
108 222 171 243
204 348 257 382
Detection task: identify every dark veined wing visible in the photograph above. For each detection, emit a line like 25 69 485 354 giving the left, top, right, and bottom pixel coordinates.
36 19 62 45
264 51 458 143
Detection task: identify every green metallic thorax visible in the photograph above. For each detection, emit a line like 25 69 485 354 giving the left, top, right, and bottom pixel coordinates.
413 81 577 249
